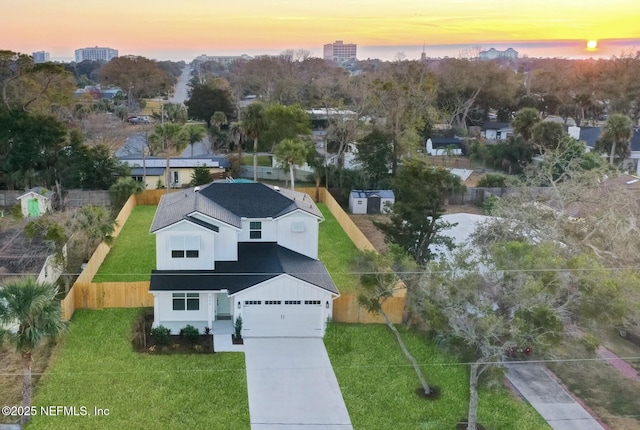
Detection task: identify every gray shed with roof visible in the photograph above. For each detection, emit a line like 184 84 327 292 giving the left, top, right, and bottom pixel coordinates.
349 190 394 214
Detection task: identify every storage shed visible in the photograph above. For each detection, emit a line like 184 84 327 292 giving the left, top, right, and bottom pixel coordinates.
17 187 52 218
349 190 395 214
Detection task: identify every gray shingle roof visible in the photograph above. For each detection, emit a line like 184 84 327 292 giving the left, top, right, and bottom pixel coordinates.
150 182 322 233
149 242 338 295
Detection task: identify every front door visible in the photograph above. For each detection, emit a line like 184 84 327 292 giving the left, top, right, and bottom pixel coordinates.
28 198 40 217
216 293 231 319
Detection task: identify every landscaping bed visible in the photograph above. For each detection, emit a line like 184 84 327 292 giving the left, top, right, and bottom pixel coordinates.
131 309 213 353
324 323 549 430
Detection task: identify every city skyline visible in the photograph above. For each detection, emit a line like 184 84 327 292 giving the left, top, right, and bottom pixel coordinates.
2 0 640 62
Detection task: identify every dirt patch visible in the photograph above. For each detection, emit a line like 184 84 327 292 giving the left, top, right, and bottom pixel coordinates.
464 172 485 187
131 311 214 354
349 214 388 253
445 204 484 215
0 343 56 424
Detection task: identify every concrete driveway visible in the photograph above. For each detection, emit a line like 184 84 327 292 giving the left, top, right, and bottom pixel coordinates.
244 338 353 429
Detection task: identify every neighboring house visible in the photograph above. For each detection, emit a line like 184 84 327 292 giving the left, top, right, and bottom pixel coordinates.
119 156 230 189
149 182 339 337
17 187 52 218
349 190 394 214
569 126 640 174
425 137 464 156
481 122 513 142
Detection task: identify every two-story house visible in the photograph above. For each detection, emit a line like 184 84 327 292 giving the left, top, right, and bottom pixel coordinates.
148 182 339 337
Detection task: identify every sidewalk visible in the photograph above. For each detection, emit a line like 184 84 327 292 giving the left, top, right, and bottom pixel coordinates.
506 364 605 430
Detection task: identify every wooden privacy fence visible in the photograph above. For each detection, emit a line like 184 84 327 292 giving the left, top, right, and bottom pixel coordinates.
296 187 376 253
332 293 404 324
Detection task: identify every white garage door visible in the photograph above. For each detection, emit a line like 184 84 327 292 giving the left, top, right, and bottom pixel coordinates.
242 300 323 337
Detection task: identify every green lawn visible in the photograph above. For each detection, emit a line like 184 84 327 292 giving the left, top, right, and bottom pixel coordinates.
324 323 549 430
317 203 362 294
241 155 272 167
29 309 249 430
92 206 157 282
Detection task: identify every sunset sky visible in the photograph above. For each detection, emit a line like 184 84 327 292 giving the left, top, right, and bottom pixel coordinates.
2 0 640 61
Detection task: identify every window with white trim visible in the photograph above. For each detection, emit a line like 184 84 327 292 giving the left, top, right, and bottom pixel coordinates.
173 293 199 311
170 236 200 259
249 221 262 239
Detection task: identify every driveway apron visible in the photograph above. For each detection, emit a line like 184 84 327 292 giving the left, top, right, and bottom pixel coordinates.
244 338 353 429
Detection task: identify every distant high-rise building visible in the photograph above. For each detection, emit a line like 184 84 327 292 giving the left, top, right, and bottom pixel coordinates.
32 51 50 63
75 46 118 63
323 40 357 63
479 48 518 61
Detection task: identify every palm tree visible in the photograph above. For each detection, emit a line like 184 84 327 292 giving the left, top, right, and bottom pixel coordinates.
0 278 67 426
601 113 633 165
211 111 227 132
148 123 189 191
185 125 206 156
71 206 118 261
511 107 541 142
240 102 268 182
273 138 311 190
228 121 245 155
442 144 458 167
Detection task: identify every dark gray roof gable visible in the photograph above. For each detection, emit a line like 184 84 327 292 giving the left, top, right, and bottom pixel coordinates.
149 242 338 295
150 182 322 233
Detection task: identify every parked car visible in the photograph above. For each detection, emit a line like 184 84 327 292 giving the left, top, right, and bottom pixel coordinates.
128 116 151 124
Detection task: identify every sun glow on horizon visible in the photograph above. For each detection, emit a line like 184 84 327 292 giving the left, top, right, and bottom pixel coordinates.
587 40 598 50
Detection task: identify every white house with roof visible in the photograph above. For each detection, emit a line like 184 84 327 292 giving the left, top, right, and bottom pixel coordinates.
149 182 339 337
481 122 513 142
120 156 230 189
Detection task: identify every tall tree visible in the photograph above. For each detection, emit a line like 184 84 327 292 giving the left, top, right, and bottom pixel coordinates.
531 121 565 153
375 158 464 265
599 113 633 165
185 80 235 127
148 123 189 190
261 103 312 150
0 278 67 426
273 138 311 189
419 244 567 430
185 125 207 157
511 107 541 142
355 127 392 188
98 56 174 100
357 248 435 397
240 102 268 182
367 60 436 174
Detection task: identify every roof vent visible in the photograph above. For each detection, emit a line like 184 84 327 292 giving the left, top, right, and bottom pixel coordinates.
194 186 201 192
274 186 280 192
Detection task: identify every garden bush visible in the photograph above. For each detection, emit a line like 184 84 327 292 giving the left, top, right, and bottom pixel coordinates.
150 325 171 345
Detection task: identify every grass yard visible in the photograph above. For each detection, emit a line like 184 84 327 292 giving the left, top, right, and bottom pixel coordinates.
92 206 157 282
28 309 249 430
324 323 549 430
241 155 272 167
317 203 362 294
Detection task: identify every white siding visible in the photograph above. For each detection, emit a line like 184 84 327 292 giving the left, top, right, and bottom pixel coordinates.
276 211 319 258
238 218 277 242
155 221 216 270
232 275 334 337
349 196 367 214
380 198 394 213
188 213 239 261
153 291 210 333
